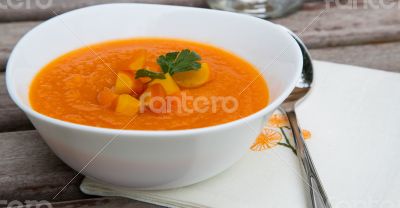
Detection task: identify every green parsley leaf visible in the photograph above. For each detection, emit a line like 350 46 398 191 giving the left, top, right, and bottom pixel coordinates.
169 49 201 75
156 49 201 75
157 52 179 74
135 69 166 80
135 49 201 80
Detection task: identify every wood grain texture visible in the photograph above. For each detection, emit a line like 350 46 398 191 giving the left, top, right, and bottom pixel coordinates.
0 0 207 22
50 197 162 208
0 130 162 207
0 130 85 201
1 2 400 70
0 50 9 71
300 25 400 49
273 1 400 48
0 108 33 132
0 73 34 132
310 41 400 73
0 21 40 71
0 73 14 108
13 197 162 208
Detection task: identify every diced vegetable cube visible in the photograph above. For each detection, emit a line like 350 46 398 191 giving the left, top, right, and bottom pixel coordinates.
97 87 118 107
114 71 145 96
115 94 141 116
149 73 180 95
140 83 167 107
172 63 210 88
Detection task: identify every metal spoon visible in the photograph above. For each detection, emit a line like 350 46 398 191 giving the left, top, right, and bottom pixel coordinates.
280 27 332 208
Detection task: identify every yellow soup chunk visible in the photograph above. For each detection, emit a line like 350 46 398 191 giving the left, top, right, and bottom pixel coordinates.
173 63 210 88
149 73 180 95
115 94 140 116
114 71 144 96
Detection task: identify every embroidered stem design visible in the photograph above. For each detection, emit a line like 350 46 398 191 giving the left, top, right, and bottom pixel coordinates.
249 112 311 154
278 127 297 155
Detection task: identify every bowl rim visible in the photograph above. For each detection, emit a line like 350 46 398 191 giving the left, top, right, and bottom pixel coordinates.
6 3 303 137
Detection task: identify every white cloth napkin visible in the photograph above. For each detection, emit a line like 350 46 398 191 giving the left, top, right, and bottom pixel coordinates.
80 61 400 208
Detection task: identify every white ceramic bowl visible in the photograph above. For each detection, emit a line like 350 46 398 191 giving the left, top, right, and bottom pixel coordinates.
6 4 302 189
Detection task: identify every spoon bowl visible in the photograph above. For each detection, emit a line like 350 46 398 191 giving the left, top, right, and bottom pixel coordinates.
281 29 313 109
279 26 332 208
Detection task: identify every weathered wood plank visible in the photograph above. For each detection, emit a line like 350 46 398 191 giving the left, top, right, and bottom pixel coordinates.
309 41 400 73
0 0 207 22
274 2 400 34
4 19 395 72
49 197 162 208
0 21 40 71
0 108 33 132
0 49 9 71
300 25 400 49
0 130 162 208
1 2 400 71
0 21 39 71
0 130 85 201
1 72 17 108
15 197 162 208
0 73 34 132
272 0 400 48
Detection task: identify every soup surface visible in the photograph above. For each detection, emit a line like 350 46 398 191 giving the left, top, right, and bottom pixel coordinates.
30 38 269 130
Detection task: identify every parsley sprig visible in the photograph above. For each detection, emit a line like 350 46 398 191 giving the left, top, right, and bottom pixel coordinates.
135 49 201 80
135 70 166 80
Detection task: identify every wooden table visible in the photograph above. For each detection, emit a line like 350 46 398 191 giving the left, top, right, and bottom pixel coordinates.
1 0 399 207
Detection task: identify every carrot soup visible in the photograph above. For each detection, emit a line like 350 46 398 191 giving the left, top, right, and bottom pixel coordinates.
29 38 269 130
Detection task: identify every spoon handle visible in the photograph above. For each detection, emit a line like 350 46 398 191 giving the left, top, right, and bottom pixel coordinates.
285 110 332 208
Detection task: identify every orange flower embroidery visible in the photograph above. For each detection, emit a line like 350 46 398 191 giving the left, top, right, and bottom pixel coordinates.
267 114 289 128
250 128 282 151
250 111 312 154
302 129 311 140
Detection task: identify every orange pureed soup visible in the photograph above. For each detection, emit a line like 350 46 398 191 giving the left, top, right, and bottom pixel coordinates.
30 38 269 130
